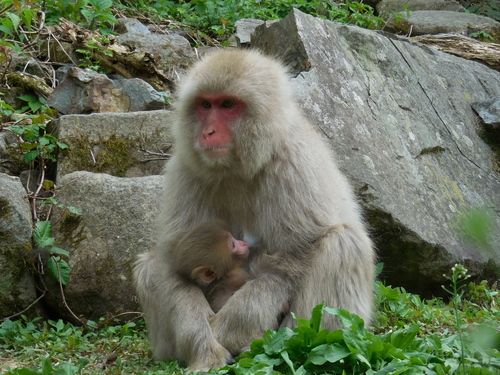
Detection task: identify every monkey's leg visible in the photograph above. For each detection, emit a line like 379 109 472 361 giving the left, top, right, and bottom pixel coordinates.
210 267 295 354
134 252 232 371
282 223 375 330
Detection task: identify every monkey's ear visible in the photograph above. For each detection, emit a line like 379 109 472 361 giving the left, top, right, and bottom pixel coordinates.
193 266 217 284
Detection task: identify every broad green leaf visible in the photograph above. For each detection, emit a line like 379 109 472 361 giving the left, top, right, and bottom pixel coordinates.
309 302 324 332
44 197 58 205
18 94 37 102
90 0 112 10
8 124 24 135
99 12 117 23
352 352 371 368
67 206 82 215
53 319 64 332
49 247 70 257
324 307 366 332
23 124 41 138
28 100 42 112
41 356 55 373
280 351 296 374
23 149 38 162
58 259 71 285
253 353 283 366
343 329 371 357
307 343 350 365
262 327 295 355
39 137 50 146
43 134 58 143
20 142 37 150
48 257 71 285
368 334 385 353
0 24 14 36
375 261 384 276
20 9 34 31
6 12 21 32
389 324 419 349
34 221 54 247
80 8 94 21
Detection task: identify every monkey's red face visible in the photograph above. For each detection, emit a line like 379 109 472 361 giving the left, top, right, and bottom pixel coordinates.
195 94 245 158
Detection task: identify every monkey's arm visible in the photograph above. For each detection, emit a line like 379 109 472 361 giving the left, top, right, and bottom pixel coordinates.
209 252 310 353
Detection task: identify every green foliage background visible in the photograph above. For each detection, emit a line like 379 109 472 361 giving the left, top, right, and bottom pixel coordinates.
1 275 499 374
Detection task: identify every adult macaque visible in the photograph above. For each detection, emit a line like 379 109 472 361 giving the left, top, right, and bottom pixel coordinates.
173 220 251 313
134 49 375 371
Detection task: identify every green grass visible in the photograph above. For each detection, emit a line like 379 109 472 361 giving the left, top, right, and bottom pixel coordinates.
1 269 499 375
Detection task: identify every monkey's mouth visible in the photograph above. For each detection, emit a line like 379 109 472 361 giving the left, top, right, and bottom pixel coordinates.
204 147 230 158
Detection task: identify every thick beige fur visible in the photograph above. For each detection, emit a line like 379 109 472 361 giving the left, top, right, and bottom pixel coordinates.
133 49 375 371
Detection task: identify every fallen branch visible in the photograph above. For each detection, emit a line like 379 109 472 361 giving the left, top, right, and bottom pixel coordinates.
413 33 500 71
7 72 54 98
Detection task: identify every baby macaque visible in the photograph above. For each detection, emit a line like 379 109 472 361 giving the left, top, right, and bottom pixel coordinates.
174 220 250 313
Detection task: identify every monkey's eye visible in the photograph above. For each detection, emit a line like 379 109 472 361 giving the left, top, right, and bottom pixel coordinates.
201 100 211 109
230 239 236 249
221 100 234 109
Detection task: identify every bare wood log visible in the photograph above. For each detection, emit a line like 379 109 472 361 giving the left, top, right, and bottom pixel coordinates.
413 33 500 71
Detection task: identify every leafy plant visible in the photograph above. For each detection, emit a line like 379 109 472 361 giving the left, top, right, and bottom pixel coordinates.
6 96 77 288
1 273 499 374
222 300 500 374
470 30 494 41
7 102 66 206
8 107 66 164
148 0 383 40
0 317 167 374
388 4 411 24
0 0 117 50
33 221 72 285
39 0 117 35
0 5 38 44
0 98 16 125
81 0 117 32
442 264 471 375
460 0 500 22
75 36 113 72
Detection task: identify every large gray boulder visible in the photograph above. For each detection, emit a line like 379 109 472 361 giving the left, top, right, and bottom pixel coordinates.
0 174 38 319
387 10 500 42
32 9 500 318
46 67 166 115
0 131 24 176
116 32 195 73
53 110 174 178
253 9 500 296
377 0 465 19
43 171 164 321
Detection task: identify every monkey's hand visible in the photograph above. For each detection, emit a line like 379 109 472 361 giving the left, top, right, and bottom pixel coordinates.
209 275 288 354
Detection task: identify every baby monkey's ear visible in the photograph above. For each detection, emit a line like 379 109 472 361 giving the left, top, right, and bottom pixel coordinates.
193 266 217 284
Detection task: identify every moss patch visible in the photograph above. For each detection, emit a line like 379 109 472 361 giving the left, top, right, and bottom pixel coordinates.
0 198 12 242
0 197 11 219
58 212 86 249
62 134 136 177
